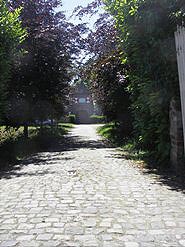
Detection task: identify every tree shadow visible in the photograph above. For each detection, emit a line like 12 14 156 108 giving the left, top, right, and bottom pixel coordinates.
0 134 113 180
108 152 185 194
142 167 185 193
56 135 112 151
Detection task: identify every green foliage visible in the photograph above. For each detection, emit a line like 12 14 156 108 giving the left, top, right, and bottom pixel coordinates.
98 123 150 164
0 127 21 145
58 123 74 130
90 115 106 123
67 114 76 124
97 122 130 144
30 127 66 149
0 0 26 122
104 0 185 165
97 123 118 143
85 53 132 124
120 139 150 163
6 0 83 127
0 124 73 167
0 127 25 163
79 9 132 127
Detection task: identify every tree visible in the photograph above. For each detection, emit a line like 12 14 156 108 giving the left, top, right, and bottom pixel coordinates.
6 0 84 137
87 54 131 125
0 0 26 123
75 4 132 131
104 0 185 164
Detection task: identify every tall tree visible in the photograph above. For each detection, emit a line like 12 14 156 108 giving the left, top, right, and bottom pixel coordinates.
6 0 83 136
76 5 132 129
104 0 185 163
0 0 26 123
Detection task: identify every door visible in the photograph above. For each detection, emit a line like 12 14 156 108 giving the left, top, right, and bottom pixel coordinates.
77 110 90 124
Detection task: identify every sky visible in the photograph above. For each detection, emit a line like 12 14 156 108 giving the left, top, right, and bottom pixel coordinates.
60 0 101 29
59 0 103 64
62 0 93 14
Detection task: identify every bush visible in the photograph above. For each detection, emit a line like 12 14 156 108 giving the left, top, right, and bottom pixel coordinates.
28 126 66 150
67 114 76 124
97 122 131 144
0 127 23 162
105 0 183 165
0 124 73 168
90 115 106 124
98 123 149 163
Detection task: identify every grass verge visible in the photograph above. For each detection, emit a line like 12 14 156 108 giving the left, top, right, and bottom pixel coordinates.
0 123 74 169
98 123 185 190
97 123 149 166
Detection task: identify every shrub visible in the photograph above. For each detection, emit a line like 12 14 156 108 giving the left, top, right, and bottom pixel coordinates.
97 122 131 144
0 124 73 168
90 115 106 124
104 0 184 165
67 114 76 124
0 127 23 162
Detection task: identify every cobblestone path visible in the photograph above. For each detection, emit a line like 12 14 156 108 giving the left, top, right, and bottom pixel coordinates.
0 125 185 247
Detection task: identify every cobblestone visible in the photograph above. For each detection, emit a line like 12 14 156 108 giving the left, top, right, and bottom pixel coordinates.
0 124 185 246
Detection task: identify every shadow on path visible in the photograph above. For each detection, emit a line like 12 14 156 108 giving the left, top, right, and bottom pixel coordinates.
0 132 185 194
108 152 185 194
0 134 112 180
142 168 185 193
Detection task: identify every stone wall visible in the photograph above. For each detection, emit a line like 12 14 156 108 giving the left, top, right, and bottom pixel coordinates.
170 99 184 172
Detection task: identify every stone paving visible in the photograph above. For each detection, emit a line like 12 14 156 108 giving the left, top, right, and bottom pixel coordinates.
0 124 185 247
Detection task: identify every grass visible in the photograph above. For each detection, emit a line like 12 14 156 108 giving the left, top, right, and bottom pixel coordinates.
90 115 106 124
0 123 74 169
97 122 149 165
97 122 122 144
98 124 185 189
119 140 149 164
58 123 74 131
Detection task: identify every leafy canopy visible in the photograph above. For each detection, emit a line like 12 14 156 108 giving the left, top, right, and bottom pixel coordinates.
0 0 26 122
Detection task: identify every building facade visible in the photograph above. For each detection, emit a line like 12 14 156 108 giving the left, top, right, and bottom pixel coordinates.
69 82 94 124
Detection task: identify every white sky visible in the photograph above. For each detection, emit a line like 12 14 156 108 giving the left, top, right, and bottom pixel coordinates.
59 0 103 64
60 0 102 29
62 0 93 14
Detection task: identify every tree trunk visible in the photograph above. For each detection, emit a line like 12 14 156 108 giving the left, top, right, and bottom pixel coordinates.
40 121 43 134
51 119 54 130
23 124 29 139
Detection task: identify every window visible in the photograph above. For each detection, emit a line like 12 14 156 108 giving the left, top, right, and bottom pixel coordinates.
79 98 86 104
